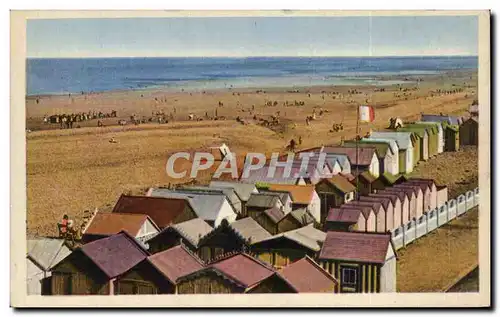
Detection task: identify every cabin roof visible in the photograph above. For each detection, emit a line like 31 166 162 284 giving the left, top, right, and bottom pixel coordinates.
255 225 326 251
359 195 392 211
209 181 257 202
345 200 383 215
369 132 413 150
262 207 286 223
147 245 204 283
258 189 292 204
27 238 72 271
149 189 232 222
79 231 150 278
339 205 373 220
361 138 399 155
289 207 315 225
229 217 273 244
240 165 304 185
84 212 158 237
380 187 412 201
209 253 275 289
322 146 376 166
278 256 337 293
394 183 423 196
319 231 392 264
355 170 377 183
267 184 316 205
369 192 400 206
321 175 356 193
182 186 242 214
170 218 213 247
247 192 281 209
405 178 436 192
398 125 429 138
326 208 361 224
421 114 463 125
342 141 392 158
380 172 405 185
112 194 192 228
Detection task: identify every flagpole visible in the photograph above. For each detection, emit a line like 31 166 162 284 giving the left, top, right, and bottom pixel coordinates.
356 105 360 201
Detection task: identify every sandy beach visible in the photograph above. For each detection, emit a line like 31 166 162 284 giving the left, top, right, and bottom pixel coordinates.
26 70 478 237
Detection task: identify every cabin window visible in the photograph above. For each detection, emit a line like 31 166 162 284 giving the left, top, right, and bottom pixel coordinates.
429 210 434 218
341 267 357 287
407 222 412 230
440 206 445 213
394 228 400 236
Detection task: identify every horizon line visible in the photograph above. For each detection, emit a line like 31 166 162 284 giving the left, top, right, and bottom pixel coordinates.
27 54 479 59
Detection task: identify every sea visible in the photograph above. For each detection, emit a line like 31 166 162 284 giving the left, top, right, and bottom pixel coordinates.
26 56 477 96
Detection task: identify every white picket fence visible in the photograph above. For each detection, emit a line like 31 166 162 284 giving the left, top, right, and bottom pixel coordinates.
392 187 479 250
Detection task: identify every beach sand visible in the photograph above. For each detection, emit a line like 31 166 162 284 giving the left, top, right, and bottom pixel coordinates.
25 70 478 237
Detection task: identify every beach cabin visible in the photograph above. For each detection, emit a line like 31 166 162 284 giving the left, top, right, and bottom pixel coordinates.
408 123 440 157
394 184 424 219
315 175 356 223
342 140 399 176
344 200 386 233
267 184 321 223
322 146 379 178
251 225 326 269
381 188 412 224
181 186 244 218
352 171 377 196
27 238 72 295
317 231 397 293
50 232 150 295
209 181 259 218
372 173 406 192
397 126 429 161
146 218 213 254
81 212 160 244
361 138 400 173
339 205 377 232
249 206 310 235
114 245 205 294
176 253 288 294
257 188 294 214
460 117 478 146
246 192 285 218
324 153 352 175
147 189 238 227
444 124 460 151
359 196 395 232
369 192 403 229
406 178 438 212
240 154 335 186
324 207 368 232
112 194 198 229
229 216 275 243
368 132 414 174
276 256 338 293
196 219 251 262
415 121 444 154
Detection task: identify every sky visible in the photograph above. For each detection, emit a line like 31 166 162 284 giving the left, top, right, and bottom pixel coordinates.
26 16 478 58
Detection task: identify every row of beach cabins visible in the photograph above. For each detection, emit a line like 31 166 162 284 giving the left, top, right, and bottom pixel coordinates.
27 113 479 296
